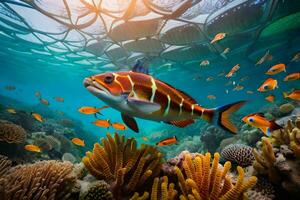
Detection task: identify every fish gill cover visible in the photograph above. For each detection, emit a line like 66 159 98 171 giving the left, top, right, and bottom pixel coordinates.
0 0 300 199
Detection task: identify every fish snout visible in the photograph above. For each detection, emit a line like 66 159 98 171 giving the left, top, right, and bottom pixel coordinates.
83 77 93 88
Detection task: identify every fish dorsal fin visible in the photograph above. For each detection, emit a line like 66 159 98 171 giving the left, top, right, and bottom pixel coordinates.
160 80 198 104
166 119 194 127
255 113 265 117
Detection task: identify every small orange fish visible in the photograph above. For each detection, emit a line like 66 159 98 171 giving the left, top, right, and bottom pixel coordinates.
25 144 41 153
233 85 244 91
246 90 254 94
242 113 281 136
283 90 300 101
141 137 149 142
200 60 210 66
265 95 275 102
78 106 109 116
207 95 216 100
156 136 178 147
71 138 85 147
93 119 110 128
31 112 43 122
54 96 64 102
6 108 16 114
5 85 16 91
40 98 50 106
291 52 300 62
225 64 240 78
210 33 226 44
265 63 286 75
206 76 214 81
257 78 278 92
240 76 249 82
218 71 225 77
35 91 41 98
284 73 300 81
111 122 127 130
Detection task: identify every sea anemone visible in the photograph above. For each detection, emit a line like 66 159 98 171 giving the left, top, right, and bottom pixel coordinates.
0 160 76 200
0 120 26 144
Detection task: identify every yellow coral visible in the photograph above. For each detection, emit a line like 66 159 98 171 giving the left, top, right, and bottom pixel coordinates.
175 152 257 200
271 118 300 157
253 137 280 183
130 176 178 200
82 133 162 199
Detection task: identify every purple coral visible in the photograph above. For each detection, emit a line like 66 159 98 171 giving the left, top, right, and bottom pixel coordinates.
221 144 254 167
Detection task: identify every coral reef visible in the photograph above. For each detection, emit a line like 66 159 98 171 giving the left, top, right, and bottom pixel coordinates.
130 176 178 200
174 152 257 200
0 155 12 177
0 120 26 144
270 118 300 157
79 180 113 200
279 103 295 115
82 133 163 199
0 160 76 200
221 144 254 167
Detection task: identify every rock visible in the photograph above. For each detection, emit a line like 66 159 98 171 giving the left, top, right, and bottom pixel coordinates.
279 103 295 115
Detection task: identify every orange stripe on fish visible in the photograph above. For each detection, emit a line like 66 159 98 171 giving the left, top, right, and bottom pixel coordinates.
156 136 177 146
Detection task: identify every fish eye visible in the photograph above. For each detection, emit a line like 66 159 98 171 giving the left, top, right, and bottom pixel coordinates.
104 74 114 84
248 118 254 123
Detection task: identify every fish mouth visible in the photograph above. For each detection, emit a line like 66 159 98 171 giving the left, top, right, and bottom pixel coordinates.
83 77 109 96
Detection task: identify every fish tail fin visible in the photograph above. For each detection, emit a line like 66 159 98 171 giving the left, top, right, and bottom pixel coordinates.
270 120 282 132
283 92 288 98
202 101 246 134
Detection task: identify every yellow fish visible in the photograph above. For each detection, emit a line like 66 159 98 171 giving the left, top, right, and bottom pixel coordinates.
25 144 41 153
6 108 16 114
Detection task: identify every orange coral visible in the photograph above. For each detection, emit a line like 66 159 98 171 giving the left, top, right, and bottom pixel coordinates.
82 133 162 199
174 152 257 200
0 120 26 144
0 160 76 200
130 176 178 200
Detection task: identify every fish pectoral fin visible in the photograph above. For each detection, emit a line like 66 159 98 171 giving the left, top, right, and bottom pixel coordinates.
259 126 271 137
166 119 194 128
121 113 139 133
127 97 161 114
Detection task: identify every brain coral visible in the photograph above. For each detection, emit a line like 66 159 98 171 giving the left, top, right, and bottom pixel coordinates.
0 160 76 200
0 120 26 144
221 144 255 167
80 180 113 200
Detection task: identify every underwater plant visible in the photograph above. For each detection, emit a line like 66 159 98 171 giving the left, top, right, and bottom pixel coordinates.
221 144 255 167
0 119 26 144
0 160 76 200
82 133 163 199
130 176 178 200
174 152 257 200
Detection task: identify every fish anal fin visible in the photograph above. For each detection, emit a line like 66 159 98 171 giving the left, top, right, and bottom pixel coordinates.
166 119 194 128
121 113 139 133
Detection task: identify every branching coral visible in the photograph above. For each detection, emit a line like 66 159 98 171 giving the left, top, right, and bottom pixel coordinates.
221 144 254 167
271 118 300 157
0 155 12 177
253 137 280 183
174 152 257 200
82 133 163 199
0 160 76 200
0 120 26 144
130 176 178 200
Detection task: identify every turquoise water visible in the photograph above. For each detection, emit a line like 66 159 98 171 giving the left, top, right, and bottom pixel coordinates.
0 0 299 146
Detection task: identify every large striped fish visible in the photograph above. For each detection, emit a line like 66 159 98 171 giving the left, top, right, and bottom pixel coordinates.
83 68 246 134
